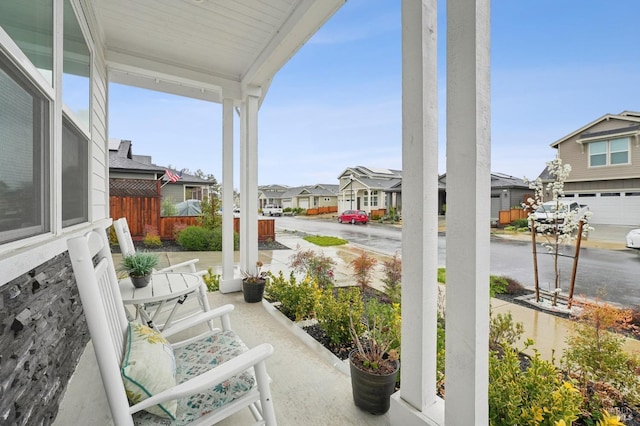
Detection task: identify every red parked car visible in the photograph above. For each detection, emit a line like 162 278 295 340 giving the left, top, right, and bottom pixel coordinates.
338 210 369 224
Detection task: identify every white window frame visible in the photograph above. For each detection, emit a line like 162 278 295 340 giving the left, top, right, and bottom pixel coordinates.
588 137 630 167
0 0 92 246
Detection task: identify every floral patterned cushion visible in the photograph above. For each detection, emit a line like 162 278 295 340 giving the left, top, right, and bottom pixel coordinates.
121 323 177 419
131 330 256 425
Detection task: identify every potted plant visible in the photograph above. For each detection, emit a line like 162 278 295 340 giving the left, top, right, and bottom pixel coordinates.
348 298 401 415
120 251 159 288
241 260 268 303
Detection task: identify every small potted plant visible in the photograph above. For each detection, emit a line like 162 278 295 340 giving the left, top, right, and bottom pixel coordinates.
241 260 268 303
120 251 159 288
348 298 400 415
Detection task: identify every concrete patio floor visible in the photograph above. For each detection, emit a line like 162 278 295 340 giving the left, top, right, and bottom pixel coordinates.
53 230 640 425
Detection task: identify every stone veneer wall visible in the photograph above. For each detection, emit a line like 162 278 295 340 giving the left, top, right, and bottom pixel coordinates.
0 251 89 425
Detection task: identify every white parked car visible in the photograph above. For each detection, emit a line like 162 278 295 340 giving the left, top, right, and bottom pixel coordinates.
626 229 640 250
529 200 589 233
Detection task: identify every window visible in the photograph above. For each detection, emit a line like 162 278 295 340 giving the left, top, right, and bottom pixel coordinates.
589 137 629 167
371 190 378 206
0 1 54 84
61 0 90 227
0 54 50 244
63 0 90 131
62 118 88 227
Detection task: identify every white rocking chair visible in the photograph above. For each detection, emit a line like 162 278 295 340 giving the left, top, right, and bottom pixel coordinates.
67 228 277 425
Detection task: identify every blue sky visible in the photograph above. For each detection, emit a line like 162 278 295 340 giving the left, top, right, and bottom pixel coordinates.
109 0 640 187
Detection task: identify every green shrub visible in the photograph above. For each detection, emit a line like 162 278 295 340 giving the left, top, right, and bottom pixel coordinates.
562 302 640 418
316 287 364 346
176 226 212 250
198 195 221 230
512 218 529 229
363 298 401 354
489 341 583 425
203 268 220 292
489 311 524 352
489 275 509 297
436 268 510 298
265 271 320 321
172 222 188 240
176 225 239 251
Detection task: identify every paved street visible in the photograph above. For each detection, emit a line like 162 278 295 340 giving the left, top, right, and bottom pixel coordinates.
272 215 640 307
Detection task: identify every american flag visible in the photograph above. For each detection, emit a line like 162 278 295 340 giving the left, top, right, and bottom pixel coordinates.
163 169 182 183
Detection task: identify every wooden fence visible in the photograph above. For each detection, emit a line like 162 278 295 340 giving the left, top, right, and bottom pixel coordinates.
110 178 276 242
370 208 387 219
306 206 338 216
498 208 528 226
233 218 276 242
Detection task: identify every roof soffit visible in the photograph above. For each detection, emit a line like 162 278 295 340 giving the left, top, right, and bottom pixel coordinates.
94 0 345 103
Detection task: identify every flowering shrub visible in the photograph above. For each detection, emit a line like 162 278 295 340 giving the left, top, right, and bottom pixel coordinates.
142 225 162 248
525 158 594 305
288 246 336 289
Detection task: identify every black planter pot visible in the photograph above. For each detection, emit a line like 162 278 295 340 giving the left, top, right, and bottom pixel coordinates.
242 278 266 303
130 274 151 288
349 349 399 415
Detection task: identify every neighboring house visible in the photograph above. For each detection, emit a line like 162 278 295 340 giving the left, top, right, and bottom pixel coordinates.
337 166 402 215
109 139 214 204
438 173 530 222
542 111 640 225
258 184 290 209
280 184 339 210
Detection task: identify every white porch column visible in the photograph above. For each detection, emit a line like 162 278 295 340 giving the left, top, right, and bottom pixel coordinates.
220 97 241 293
239 91 260 275
445 0 490 424
390 0 442 425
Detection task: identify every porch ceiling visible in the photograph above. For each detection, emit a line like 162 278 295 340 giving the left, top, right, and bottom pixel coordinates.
93 0 345 103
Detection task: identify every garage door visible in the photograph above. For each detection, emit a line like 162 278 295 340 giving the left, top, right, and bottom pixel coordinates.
572 193 640 226
298 198 309 209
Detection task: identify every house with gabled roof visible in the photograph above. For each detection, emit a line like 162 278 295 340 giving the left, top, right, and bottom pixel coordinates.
257 184 290 209
542 111 640 225
282 184 339 211
109 139 214 204
337 166 402 215
439 172 530 222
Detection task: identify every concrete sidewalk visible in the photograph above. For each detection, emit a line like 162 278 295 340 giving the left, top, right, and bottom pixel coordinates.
492 222 635 251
